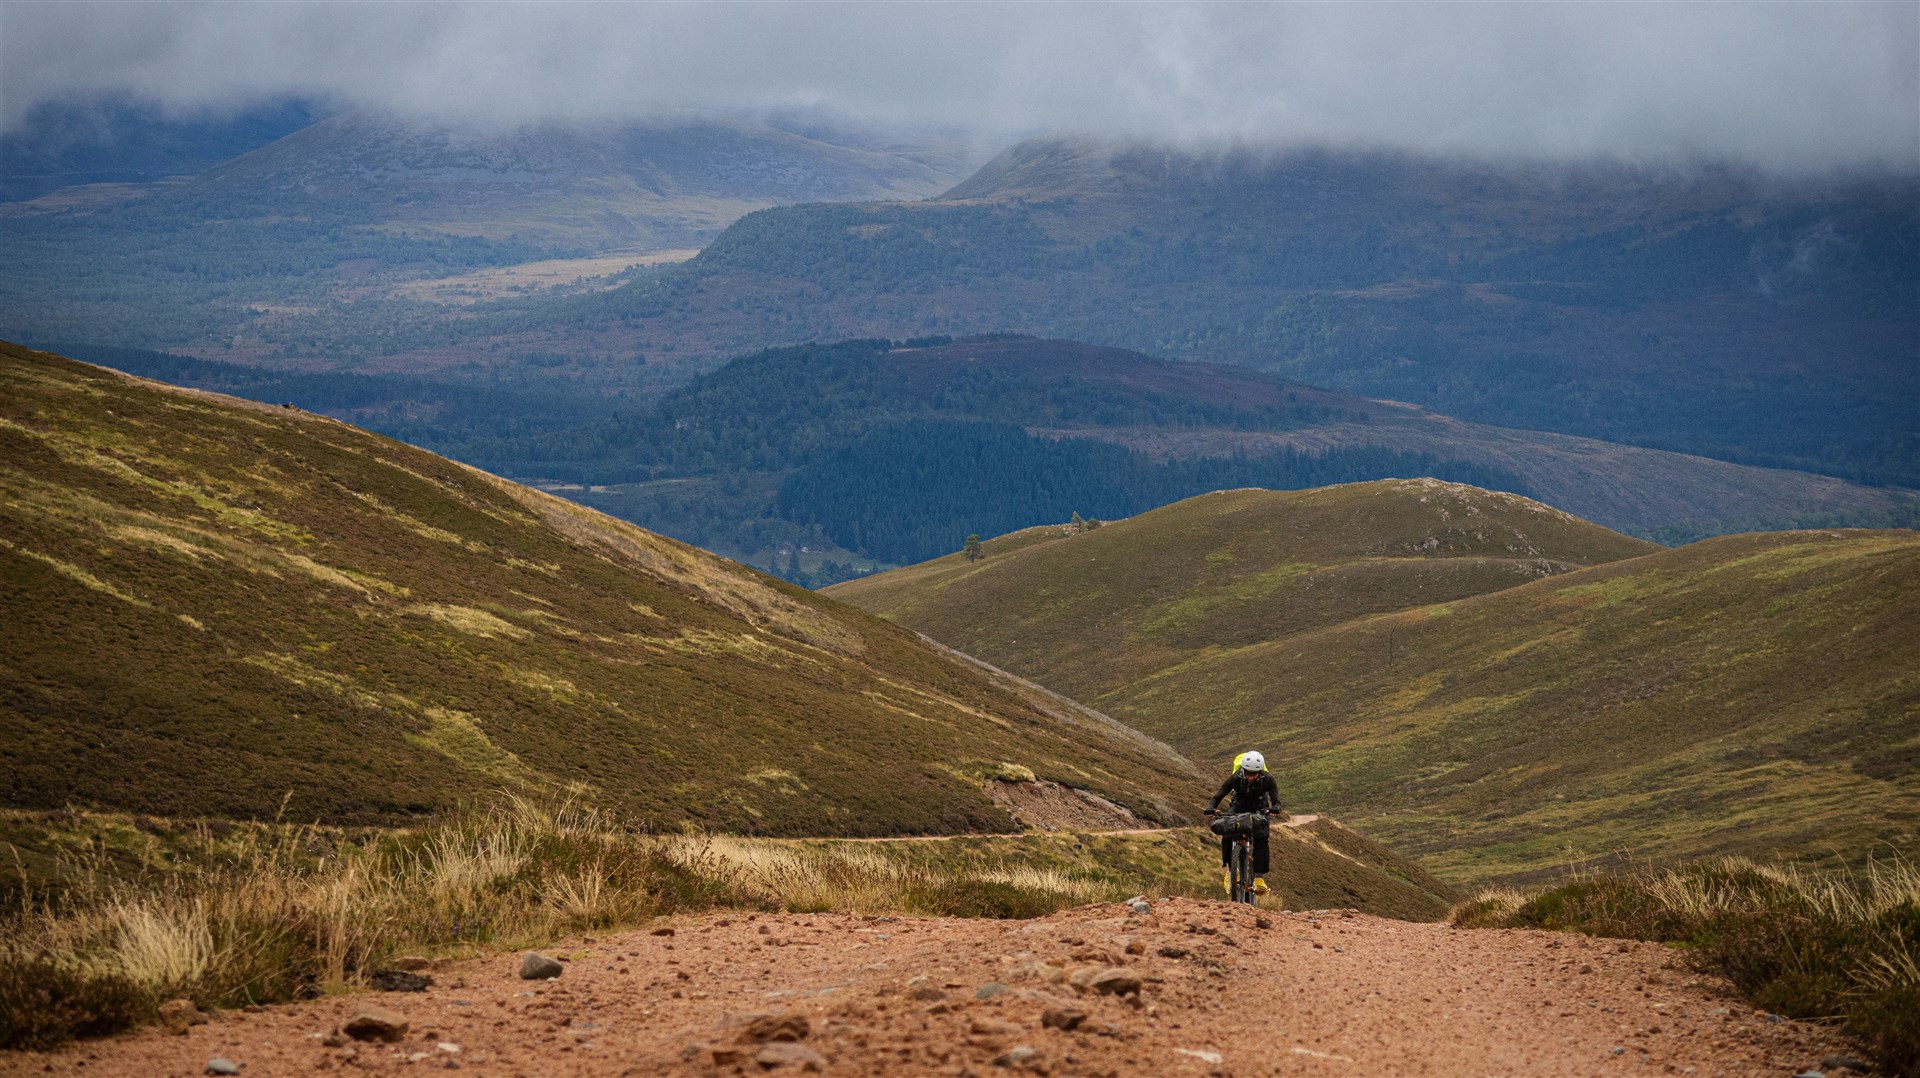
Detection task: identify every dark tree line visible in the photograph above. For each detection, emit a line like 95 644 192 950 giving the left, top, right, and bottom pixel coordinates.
774 419 1533 565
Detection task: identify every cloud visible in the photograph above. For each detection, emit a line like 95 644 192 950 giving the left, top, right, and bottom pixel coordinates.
3 1 1914 171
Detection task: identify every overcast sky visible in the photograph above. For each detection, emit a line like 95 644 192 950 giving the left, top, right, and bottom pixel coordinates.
3 1 1915 171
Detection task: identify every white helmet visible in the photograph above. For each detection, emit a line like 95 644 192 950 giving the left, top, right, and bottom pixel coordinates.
1238 751 1266 773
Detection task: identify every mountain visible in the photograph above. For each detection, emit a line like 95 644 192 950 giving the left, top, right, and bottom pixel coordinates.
826 481 1660 706
431 335 1912 574
0 94 330 203
830 489 1920 879
169 109 982 250
0 111 984 353
0 342 1202 833
515 141 1914 488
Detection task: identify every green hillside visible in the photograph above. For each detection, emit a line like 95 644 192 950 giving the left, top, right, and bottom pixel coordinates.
1104 528 1920 880
828 481 1659 706
0 343 1202 834
830 487 1920 879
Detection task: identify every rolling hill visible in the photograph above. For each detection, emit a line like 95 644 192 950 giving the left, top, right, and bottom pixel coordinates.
829 486 1920 879
827 481 1660 706
0 342 1202 834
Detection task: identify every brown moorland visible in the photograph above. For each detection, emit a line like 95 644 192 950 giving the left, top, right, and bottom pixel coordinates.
0 342 1201 834
831 484 1920 879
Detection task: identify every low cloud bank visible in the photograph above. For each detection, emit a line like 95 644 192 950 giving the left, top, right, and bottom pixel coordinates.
3 2 1914 171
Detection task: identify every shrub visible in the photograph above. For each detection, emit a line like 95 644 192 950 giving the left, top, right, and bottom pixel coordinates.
0 957 149 1051
1450 857 1920 1078
0 799 1187 1049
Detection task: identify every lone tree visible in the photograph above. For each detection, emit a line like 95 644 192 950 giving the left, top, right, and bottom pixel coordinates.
1070 511 1086 532
963 534 983 562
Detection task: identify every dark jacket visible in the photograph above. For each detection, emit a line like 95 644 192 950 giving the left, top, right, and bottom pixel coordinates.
1208 770 1281 815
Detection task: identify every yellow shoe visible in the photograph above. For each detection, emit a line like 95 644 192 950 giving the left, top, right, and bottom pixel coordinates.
1253 878 1270 895
1221 870 1232 896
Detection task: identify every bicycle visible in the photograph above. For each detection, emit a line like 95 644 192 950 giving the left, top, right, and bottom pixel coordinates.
1205 808 1281 906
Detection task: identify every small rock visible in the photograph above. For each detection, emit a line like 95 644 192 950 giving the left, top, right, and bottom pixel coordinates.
742 1012 810 1042
753 1042 826 1071
1041 1008 1087 1031
708 1045 744 1066
976 982 1009 1001
204 1060 241 1076
1088 969 1143 997
1156 945 1190 959
1764 1013 1786 1024
910 987 947 1002
342 1006 409 1043
369 970 433 992
1254 917 1272 929
651 927 675 937
159 998 209 1033
1126 898 1151 915
1124 940 1146 956
1578 964 1594 974
1610 1047 1625 1056
519 952 563 980
321 1033 346 1048
993 1045 1048 1072
1821 1054 1872 1073
436 1042 461 1054
970 1016 1019 1036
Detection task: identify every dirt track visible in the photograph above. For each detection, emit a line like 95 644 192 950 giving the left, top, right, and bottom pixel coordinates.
9 898 1858 1077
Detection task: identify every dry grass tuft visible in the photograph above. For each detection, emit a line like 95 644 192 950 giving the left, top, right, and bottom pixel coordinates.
1450 856 1920 1077
0 799 1166 1050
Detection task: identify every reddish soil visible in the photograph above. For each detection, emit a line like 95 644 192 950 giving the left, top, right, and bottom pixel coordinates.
8 899 1858 1077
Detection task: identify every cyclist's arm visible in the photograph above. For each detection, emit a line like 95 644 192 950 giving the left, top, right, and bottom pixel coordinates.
1205 775 1235 812
1263 774 1283 813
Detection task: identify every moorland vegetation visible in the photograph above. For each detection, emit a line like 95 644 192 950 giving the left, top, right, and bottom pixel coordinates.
833 486 1920 880
1453 858 1920 1077
0 799 1453 1050
0 343 1200 832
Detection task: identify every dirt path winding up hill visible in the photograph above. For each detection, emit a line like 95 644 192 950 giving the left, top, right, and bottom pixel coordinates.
12 899 1857 1077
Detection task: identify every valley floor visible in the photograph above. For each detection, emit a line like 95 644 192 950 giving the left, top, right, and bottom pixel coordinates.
7 899 1858 1077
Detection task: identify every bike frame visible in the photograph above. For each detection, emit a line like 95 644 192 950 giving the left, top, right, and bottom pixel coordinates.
1228 833 1257 905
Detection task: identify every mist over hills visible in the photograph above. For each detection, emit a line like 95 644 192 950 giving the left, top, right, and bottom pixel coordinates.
830 483 1920 879
0 94 331 203
0 343 1201 833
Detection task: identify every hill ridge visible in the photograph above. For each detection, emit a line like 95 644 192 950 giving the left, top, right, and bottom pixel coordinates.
0 342 1201 833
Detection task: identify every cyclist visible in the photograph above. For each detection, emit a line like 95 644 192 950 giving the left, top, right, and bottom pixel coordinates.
1204 750 1283 897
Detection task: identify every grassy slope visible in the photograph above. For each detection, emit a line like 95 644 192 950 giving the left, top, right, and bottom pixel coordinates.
829 480 1658 707
832 485 1920 880
1109 529 1920 881
0 343 1201 834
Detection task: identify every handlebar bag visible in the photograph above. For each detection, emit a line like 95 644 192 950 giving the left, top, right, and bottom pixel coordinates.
1208 812 1266 837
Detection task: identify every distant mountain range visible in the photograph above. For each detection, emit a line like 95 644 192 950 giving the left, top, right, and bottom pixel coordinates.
0 108 984 351
0 342 1200 832
0 95 332 202
60 335 1915 581
829 482 1920 879
3 126 1913 510
559 139 1915 486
